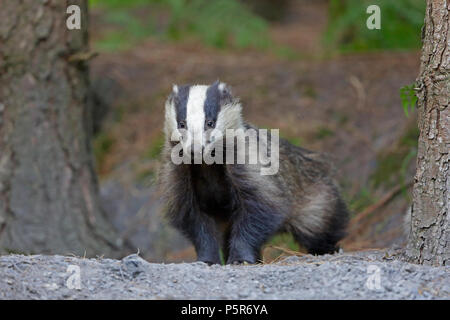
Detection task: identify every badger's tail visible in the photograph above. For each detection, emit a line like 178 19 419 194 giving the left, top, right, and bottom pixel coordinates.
289 195 349 255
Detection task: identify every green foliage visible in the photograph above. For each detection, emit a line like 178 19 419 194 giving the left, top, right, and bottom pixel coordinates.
219 249 225 265
371 124 419 189
303 85 317 99
96 31 137 52
268 233 299 252
280 133 303 147
315 127 334 140
325 0 425 52
90 0 152 8
90 0 269 50
167 0 269 48
136 168 156 184
400 83 418 117
146 134 165 160
399 148 417 198
94 132 115 169
349 186 375 214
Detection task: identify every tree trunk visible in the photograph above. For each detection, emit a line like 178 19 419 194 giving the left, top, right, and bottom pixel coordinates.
0 0 121 257
405 0 449 266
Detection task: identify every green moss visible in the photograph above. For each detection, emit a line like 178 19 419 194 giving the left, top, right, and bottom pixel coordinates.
93 132 115 169
4 248 29 255
146 134 165 160
280 132 303 147
315 127 334 140
303 85 317 99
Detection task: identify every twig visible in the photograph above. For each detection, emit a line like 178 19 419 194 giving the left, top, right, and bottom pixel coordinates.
350 179 414 228
68 51 98 63
349 75 366 110
264 245 307 264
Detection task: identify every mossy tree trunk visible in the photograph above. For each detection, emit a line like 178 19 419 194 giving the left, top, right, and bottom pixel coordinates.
0 0 121 257
405 0 449 266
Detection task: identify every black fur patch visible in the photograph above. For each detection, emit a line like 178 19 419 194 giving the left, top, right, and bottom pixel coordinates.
204 81 221 127
165 164 222 265
174 85 190 123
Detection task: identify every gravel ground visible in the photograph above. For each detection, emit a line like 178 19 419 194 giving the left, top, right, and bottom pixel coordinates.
0 250 448 300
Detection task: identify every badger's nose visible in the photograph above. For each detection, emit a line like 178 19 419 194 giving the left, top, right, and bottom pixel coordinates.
191 145 204 156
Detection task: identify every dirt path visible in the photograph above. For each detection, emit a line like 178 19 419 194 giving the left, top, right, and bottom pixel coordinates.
0 251 448 299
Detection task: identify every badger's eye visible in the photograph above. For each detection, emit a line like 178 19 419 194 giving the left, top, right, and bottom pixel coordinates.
178 121 186 129
206 120 215 128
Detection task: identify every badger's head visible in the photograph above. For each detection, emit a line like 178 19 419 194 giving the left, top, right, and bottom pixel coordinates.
164 81 242 158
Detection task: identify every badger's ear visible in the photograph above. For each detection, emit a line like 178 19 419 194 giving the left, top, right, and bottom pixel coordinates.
167 84 179 104
216 81 234 105
217 81 230 95
172 84 179 95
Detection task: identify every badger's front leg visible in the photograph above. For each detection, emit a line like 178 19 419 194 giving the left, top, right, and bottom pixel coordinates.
226 205 283 265
183 211 222 265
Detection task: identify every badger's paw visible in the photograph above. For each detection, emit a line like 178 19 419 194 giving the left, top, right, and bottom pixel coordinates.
226 256 257 265
230 260 252 265
226 247 259 265
197 256 221 266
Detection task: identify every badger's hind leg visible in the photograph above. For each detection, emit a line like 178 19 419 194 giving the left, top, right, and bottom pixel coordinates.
289 187 349 255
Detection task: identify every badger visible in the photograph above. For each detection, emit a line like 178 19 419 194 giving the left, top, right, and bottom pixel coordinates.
159 80 349 264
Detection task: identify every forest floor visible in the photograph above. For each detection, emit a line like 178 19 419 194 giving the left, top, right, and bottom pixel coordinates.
0 251 448 299
88 0 420 262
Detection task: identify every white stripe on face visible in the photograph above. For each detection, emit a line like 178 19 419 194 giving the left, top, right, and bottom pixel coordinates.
186 85 208 153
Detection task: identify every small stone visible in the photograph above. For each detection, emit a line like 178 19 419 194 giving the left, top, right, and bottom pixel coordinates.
263 287 273 294
403 265 415 273
44 283 58 291
238 290 249 298
121 254 149 278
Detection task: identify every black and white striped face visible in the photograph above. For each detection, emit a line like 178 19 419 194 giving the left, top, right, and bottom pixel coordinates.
164 81 242 157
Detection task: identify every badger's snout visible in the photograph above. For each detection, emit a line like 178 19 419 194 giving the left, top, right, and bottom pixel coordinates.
190 144 204 156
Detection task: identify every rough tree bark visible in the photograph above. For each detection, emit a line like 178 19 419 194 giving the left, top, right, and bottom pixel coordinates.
0 0 121 257
405 0 449 266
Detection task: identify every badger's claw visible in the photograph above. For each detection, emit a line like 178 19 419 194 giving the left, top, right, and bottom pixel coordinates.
228 259 254 265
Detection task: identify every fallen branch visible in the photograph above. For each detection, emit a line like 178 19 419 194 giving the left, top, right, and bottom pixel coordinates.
349 179 414 228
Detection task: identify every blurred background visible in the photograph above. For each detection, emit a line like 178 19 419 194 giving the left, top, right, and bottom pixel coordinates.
87 0 424 262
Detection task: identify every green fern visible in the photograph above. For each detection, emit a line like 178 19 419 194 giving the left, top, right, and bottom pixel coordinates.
400 83 417 117
325 0 425 52
90 0 269 50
